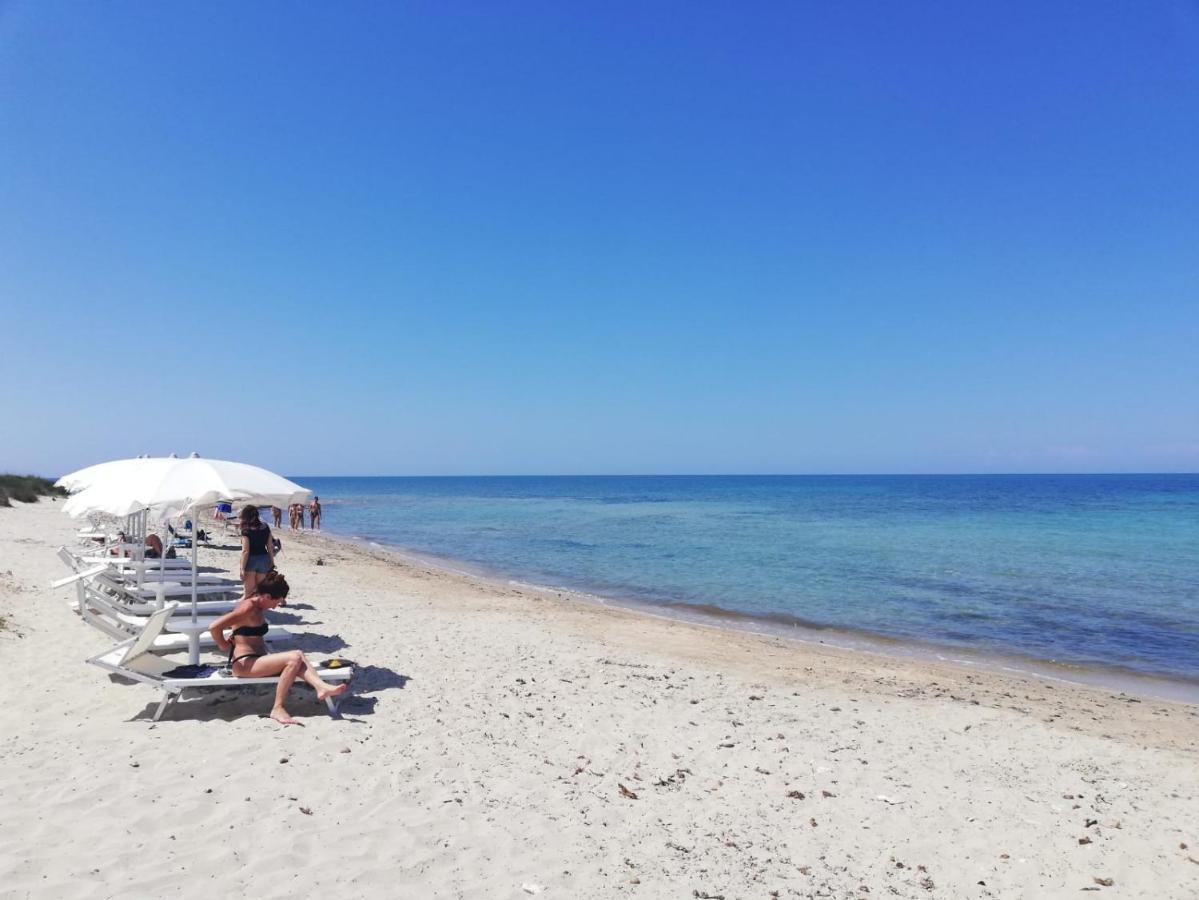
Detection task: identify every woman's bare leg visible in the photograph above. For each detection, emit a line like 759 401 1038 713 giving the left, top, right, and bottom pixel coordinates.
241 568 264 597
294 653 348 700
236 650 348 725
270 651 304 724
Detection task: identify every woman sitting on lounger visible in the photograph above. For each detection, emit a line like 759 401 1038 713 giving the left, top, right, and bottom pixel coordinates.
209 570 348 725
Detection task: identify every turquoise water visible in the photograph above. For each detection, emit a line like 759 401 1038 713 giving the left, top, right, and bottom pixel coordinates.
296 475 1199 683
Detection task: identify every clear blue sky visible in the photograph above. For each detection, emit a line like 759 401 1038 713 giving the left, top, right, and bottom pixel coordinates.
2 2 1196 476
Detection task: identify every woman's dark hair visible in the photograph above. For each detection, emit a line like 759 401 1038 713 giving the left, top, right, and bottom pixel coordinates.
239 505 261 531
258 569 290 600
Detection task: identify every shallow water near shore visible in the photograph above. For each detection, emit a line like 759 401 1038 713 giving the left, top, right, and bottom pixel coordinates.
295 474 1199 688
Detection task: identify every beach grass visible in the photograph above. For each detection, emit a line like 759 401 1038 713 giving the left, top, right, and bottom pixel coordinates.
0 474 67 507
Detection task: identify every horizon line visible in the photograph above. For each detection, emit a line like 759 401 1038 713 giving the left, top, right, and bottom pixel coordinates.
286 471 1199 479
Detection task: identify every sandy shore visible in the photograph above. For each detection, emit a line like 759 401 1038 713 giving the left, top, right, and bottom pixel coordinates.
0 499 1196 899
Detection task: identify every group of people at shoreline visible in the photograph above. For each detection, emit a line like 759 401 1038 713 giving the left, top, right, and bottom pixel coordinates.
269 497 321 531
221 501 343 724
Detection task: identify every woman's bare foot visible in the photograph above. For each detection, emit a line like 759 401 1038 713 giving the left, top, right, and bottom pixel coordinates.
270 706 299 725
316 683 349 702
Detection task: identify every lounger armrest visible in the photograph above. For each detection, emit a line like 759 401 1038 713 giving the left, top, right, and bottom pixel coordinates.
51 563 109 589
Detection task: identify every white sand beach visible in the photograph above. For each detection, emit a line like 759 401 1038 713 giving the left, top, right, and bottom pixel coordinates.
0 498 1196 899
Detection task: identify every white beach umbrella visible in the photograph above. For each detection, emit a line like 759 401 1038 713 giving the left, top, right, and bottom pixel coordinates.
59 457 310 518
56 457 177 495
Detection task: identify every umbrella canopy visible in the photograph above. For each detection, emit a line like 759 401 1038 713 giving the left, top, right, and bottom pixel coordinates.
59 457 311 519
56 457 177 495
63 480 163 518
146 458 311 519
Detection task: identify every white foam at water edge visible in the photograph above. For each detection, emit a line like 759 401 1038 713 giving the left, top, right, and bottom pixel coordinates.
507 578 608 602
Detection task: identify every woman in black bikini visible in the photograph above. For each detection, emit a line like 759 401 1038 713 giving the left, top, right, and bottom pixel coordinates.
209 571 348 726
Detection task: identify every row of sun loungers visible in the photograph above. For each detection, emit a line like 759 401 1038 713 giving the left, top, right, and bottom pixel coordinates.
56 529 354 721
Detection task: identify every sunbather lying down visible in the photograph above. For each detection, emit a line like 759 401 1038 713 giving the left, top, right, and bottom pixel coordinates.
208 570 348 725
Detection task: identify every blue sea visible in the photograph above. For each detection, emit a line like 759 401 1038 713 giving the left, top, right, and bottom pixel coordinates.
297 475 1199 687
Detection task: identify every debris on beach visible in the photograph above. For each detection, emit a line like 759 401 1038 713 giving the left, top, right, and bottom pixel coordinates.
1092 876 1114 886
655 769 690 788
619 783 639 800
521 883 545 895
787 790 805 800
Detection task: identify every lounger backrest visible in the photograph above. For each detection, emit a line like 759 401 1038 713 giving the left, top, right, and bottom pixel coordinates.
91 568 140 599
76 583 138 641
121 605 177 666
57 546 81 571
79 582 145 629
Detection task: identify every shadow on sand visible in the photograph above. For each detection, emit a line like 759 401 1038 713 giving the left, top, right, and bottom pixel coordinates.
290 632 350 654
123 665 410 724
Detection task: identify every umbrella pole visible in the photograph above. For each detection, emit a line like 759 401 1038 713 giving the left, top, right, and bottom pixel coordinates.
138 511 148 588
191 508 199 624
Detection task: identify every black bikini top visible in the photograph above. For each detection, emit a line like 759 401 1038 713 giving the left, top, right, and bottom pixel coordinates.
232 622 269 638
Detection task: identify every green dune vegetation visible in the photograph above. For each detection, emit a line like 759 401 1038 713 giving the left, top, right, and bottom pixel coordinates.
0 475 67 508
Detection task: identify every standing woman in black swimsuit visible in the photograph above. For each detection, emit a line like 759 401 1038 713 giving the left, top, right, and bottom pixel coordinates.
238 505 275 597
209 571 348 725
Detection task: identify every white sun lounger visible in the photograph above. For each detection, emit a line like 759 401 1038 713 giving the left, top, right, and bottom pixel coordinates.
51 566 242 617
74 582 290 653
58 547 234 588
88 605 353 721
89 569 239 604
